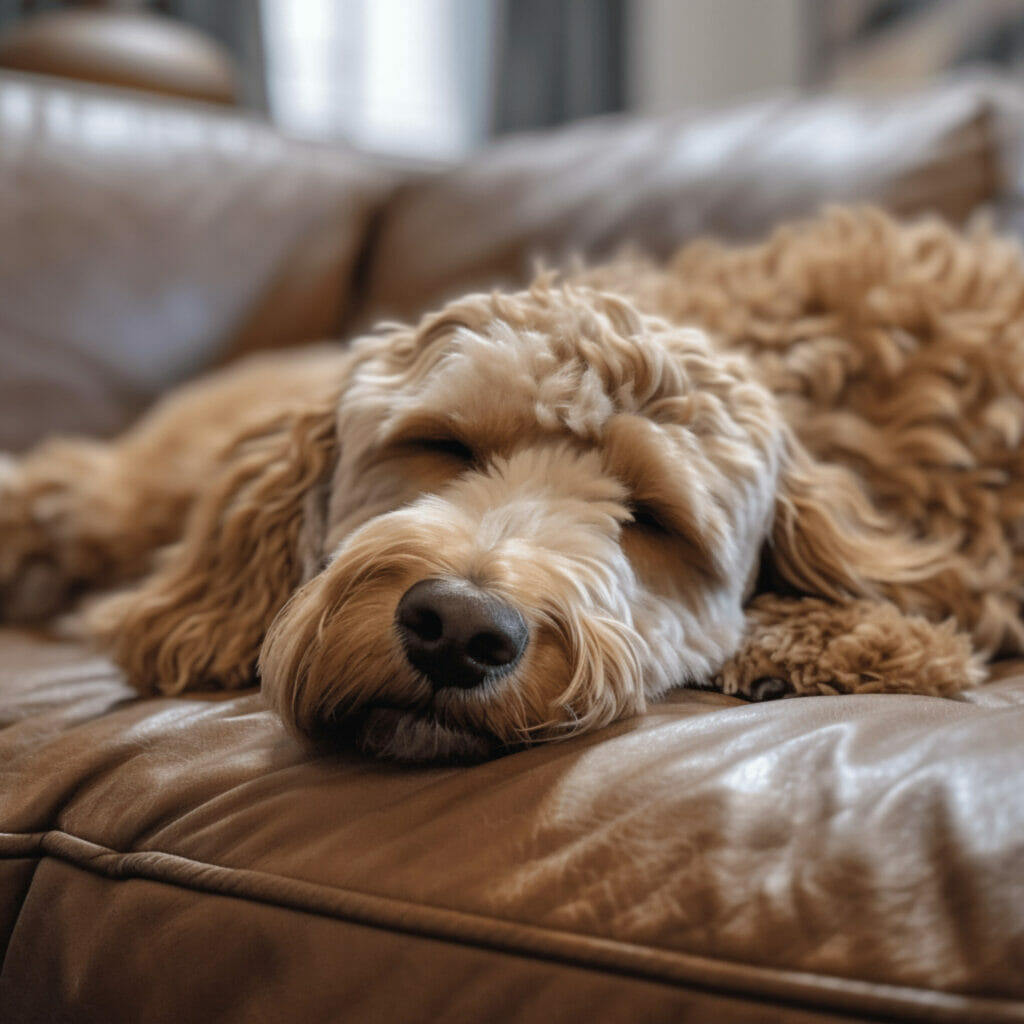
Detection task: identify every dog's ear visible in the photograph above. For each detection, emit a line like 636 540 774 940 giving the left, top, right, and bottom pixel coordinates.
87 397 339 695
766 438 950 608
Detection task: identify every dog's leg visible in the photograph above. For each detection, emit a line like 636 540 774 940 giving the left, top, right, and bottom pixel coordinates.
714 594 986 700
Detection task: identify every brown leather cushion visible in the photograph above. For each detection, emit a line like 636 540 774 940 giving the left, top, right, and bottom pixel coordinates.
0 71 393 452
2 629 1021 1022
361 79 1004 324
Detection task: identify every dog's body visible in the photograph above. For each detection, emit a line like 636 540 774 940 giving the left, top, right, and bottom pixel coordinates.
2 209 1022 760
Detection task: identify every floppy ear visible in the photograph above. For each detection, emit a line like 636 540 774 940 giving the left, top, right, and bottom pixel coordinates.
766 438 951 608
715 437 983 701
87 398 339 695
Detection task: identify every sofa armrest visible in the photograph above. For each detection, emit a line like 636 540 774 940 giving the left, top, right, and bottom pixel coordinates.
0 71 395 450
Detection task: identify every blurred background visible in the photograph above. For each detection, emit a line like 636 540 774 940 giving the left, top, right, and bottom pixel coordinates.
3 0 1024 161
4 0 1024 451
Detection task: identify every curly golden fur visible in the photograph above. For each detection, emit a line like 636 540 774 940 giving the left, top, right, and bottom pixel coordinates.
2 207 1020 761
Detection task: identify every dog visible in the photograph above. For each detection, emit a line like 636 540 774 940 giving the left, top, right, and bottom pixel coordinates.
2 207 1022 762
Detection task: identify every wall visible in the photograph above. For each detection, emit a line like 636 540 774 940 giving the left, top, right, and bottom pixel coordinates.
628 0 809 113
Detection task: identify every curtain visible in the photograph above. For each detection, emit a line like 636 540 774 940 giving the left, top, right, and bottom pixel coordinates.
154 0 266 108
492 0 626 134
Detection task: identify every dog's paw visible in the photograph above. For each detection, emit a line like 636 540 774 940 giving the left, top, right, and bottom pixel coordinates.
714 662 798 701
0 459 71 622
745 676 794 702
716 594 984 700
0 555 72 622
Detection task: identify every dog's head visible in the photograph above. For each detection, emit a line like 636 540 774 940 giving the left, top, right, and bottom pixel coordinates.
259 282 787 761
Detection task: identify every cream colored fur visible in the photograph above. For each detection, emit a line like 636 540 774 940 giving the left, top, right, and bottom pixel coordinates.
2 208 1019 761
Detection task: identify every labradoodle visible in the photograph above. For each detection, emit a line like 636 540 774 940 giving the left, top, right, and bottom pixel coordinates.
2 208 1021 761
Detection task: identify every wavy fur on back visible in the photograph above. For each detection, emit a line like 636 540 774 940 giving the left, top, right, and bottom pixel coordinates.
585 208 1024 654
1 207 1021 760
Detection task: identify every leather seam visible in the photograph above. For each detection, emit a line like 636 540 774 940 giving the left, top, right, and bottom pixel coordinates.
1 829 1020 1023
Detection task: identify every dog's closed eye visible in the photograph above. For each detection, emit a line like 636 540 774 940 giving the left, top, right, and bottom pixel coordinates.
627 501 672 536
406 437 476 463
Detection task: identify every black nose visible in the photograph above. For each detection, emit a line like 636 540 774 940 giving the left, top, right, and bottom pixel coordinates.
395 578 529 690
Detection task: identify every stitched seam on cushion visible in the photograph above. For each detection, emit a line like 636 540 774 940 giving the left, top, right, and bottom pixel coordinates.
2 831 1020 1024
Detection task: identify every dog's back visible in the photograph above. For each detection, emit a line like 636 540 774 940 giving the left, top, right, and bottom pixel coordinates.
639 209 1024 655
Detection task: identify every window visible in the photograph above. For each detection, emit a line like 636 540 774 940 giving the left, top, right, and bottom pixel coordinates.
260 0 495 161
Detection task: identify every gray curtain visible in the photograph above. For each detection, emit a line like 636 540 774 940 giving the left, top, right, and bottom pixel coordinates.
153 0 266 109
492 0 626 135
0 0 64 23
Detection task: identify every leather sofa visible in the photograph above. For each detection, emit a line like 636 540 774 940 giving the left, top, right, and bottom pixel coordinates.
1 70 1022 1023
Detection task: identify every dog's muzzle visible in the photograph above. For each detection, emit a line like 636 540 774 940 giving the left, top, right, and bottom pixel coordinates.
395 577 528 690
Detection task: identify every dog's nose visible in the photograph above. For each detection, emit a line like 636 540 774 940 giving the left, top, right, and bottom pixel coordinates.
395 578 528 690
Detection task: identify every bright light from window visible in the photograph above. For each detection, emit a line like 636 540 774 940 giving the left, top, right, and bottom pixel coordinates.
261 0 494 161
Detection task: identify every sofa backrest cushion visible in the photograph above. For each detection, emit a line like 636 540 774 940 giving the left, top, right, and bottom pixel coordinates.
361 79 1006 323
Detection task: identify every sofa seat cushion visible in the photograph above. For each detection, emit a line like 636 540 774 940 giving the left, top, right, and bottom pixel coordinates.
1 628 1022 1023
